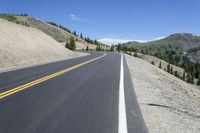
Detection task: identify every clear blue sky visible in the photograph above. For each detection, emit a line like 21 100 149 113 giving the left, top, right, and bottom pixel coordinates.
0 0 200 41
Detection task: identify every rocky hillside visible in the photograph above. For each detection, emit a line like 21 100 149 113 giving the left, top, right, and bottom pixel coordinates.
0 14 98 50
122 33 200 62
122 33 200 85
0 18 85 70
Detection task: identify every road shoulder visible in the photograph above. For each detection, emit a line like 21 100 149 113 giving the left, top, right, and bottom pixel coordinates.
123 54 148 133
125 54 200 133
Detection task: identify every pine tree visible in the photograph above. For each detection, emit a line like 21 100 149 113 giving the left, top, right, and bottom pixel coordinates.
170 66 173 74
86 46 89 51
134 52 138 57
182 71 185 81
174 71 178 77
69 37 76 50
117 44 122 52
73 31 77 36
80 33 83 39
96 45 101 51
65 37 76 50
159 61 162 69
191 74 194 84
197 78 200 86
167 64 170 73
110 45 114 52
186 74 191 83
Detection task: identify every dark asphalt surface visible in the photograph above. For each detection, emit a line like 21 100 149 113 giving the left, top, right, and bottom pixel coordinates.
0 53 147 133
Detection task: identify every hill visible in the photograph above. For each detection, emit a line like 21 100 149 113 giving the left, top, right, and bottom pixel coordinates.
121 33 200 85
122 33 200 62
0 14 100 50
0 18 85 70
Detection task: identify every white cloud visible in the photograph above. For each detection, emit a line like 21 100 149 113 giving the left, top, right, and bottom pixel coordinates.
152 36 166 41
192 33 200 37
98 38 132 45
69 14 81 21
98 36 167 46
68 14 89 23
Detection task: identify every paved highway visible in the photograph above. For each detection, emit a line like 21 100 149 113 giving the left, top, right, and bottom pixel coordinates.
0 53 147 133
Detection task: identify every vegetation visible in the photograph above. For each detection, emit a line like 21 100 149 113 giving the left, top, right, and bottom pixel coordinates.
159 61 162 69
96 44 102 51
134 52 138 57
86 46 89 51
0 14 17 21
183 71 186 81
65 37 76 50
197 78 200 86
47 22 72 34
117 34 200 85
47 22 104 46
110 45 114 52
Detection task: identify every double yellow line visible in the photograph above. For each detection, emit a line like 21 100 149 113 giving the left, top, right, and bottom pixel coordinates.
0 54 106 100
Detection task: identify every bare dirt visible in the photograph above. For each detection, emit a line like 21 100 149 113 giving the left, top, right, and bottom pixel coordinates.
0 18 86 70
125 54 200 133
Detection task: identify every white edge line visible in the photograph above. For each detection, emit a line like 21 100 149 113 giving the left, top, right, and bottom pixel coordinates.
118 54 128 133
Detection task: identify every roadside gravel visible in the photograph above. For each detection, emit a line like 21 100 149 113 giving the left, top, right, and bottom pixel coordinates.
125 54 200 133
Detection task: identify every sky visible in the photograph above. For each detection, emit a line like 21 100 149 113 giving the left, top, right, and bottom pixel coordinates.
0 0 200 45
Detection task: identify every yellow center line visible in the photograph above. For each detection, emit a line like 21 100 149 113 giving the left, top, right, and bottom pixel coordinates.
0 54 106 100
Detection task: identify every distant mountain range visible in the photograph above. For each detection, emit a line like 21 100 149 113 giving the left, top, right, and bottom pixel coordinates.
122 33 200 62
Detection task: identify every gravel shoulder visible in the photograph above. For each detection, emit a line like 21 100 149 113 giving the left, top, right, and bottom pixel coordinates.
125 54 200 133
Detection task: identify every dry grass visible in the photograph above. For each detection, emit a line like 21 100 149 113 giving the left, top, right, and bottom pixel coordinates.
0 18 85 70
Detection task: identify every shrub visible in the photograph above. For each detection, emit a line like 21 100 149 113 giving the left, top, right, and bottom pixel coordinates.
65 37 76 50
159 61 162 69
134 52 138 57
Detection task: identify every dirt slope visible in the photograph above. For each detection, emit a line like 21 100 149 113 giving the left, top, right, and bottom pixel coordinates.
0 18 85 70
0 14 97 50
125 54 200 133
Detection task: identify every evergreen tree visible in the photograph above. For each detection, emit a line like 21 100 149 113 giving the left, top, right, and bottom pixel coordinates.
117 44 122 52
186 74 191 83
182 71 185 81
73 31 77 36
65 37 76 50
159 61 162 69
197 78 200 86
80 33 83 39
195 70 199 79
167 64 170 73
174 71 178 77
170 66 173 74
86 46 89 51
110 45 114 52
191 74 194 84
134 52 138 57
69 37 76 50
96 45 101 51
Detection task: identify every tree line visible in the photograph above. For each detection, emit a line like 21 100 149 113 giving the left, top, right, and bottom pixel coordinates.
47 22 102 46
115 44 200 86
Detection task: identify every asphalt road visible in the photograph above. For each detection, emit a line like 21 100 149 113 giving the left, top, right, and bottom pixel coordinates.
0 53 147 133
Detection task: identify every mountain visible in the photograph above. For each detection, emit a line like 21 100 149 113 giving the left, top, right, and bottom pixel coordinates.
122 33 200 62
0 14 100 50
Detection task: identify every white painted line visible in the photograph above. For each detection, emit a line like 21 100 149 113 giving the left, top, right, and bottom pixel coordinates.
118 54 128 133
